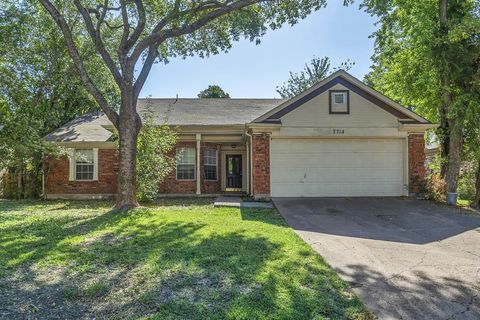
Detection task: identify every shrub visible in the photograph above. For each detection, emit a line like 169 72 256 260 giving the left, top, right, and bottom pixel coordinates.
456 160 476 203
136 106 177 202
425 173 446 202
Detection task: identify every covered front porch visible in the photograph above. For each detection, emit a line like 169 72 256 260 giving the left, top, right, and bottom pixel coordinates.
159 126 252 196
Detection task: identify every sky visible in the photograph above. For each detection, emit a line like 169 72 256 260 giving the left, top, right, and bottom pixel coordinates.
140 1 378 99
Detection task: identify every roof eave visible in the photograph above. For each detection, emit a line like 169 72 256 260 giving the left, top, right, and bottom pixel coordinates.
399 122 438 132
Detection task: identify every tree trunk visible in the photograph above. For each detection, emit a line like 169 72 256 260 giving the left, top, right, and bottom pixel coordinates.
17 159 24 200
438 0 449 178
474 159 480 209
445 119 463 193
115 92 141 211
438 110 449 178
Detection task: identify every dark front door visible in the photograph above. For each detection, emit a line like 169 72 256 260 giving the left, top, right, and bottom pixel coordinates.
226 155 242 189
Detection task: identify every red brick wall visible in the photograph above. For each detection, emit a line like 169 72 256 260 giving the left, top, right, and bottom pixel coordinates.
44 149 118 195
158 141 222 194
159 141 196 194
45 142 223 197
252 134 270 196
408 134 426 193
200 142 222 194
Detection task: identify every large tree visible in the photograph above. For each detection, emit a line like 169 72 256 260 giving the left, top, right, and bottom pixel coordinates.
361 0 479 196
37 0 325 210
198 85 230 98
0 1 113 198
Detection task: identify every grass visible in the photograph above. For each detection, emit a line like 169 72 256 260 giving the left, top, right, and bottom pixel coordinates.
0 198 371 319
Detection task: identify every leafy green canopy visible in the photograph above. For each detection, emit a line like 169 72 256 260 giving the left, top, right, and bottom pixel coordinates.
198 85 230 98
0 1 117 197
276 56 354 98
362 0 479 124
36 0 329 127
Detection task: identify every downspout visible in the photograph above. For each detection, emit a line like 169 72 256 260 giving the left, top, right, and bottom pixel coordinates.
245 126 253 196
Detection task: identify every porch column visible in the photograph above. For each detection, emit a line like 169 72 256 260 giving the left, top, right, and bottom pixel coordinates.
196 133 201 195
246 139 250 195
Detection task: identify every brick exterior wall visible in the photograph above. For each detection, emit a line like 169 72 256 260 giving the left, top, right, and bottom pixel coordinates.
252 134 270 197
158 141 222 194
159 141 196 194
200 142 222 194
44 149 118 195
408 134 426 193
45 142 224 196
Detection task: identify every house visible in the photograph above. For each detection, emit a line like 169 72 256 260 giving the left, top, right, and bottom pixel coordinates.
43 70 436 200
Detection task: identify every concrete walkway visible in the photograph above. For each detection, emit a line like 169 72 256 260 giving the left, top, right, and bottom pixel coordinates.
274 198 480 320
214 196 273 209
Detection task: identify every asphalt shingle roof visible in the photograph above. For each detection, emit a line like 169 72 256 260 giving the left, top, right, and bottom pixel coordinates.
44 98 285 142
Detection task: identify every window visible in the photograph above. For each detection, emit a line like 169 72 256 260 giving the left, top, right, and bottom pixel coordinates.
329 90 350 114
75 149 94 180
204 149 217 181
176 148 195 180
333 93 345 104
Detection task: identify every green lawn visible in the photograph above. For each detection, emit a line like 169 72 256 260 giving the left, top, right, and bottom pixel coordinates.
0 199 371 319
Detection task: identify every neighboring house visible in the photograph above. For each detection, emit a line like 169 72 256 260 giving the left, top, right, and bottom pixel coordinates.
424 141 440 175
43 70 435 199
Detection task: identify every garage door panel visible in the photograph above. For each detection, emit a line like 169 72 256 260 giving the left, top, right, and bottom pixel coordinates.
271 182 403 197
271 153 402 168
270 139 405 197
271 167 403 183
272 139 403 153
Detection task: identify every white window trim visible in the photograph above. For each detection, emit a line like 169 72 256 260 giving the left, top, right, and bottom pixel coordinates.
68 148 98 181
204 148 218 181
333 92 346 105
176 147 196 181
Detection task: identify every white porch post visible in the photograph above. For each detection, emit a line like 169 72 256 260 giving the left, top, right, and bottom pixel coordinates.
196 133 201 195
246 140 250 195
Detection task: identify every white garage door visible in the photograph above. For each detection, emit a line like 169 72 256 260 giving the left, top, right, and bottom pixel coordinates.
270 139 405 197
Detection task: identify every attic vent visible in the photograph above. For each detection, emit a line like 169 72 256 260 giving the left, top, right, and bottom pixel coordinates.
329 90 350 114
333 93 345 104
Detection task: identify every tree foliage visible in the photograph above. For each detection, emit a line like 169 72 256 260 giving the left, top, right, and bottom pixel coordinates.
37 0 327 209
198 85 231 98
276 56 354 98
136 103 177 202
0 1 115 198
360 0 480 199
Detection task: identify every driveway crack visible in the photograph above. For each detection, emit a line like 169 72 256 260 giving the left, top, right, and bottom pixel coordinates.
386 250 428 283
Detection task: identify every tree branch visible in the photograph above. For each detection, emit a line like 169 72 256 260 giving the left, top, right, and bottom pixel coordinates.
130 0 246 63
119 0 130 56
38 0 119 127
123 0 146 52
133 44 158 101
130 0 265 92
73 0 124 86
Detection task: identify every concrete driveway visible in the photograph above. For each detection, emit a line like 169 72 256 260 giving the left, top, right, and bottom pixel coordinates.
273 198 480 320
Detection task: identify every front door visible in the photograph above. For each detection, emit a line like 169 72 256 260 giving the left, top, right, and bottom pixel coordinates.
226 155 242 189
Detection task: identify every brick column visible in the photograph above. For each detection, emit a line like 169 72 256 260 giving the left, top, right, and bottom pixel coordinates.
408 134 426 193
252 134 270 199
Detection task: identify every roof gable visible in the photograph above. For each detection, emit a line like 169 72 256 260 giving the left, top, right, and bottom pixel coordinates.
254 70 430 124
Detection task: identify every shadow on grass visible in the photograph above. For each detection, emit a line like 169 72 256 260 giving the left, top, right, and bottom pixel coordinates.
0 200 368 320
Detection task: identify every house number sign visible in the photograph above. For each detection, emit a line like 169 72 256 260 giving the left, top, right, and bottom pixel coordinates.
332 128 345 135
